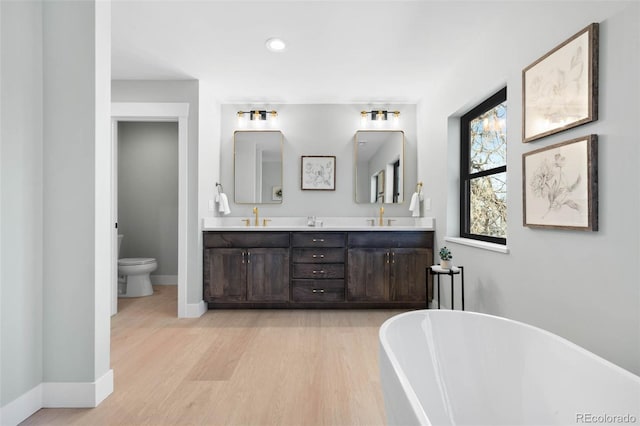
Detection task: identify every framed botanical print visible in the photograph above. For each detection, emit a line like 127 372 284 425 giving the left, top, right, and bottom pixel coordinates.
522 135 598 231
301 156 336 190
522 23 599 143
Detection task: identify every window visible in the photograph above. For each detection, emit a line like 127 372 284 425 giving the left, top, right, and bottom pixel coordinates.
460 88 507 244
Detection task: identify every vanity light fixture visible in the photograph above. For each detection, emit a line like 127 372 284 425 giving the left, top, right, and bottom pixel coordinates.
360 110 400 127
361 110 400 121
237 110 278 121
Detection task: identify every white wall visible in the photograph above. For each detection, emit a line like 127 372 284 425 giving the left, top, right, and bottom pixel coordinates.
93 0 112 390
0 0 44 408
217 104 417 218
112 80 200 303
418 2 639 374
118 122 179 278
198 82 221 225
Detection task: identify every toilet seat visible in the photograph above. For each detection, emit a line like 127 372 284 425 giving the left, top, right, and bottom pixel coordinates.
118 257 156 266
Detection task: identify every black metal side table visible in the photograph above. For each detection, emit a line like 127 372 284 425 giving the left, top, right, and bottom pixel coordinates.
428 265 465 310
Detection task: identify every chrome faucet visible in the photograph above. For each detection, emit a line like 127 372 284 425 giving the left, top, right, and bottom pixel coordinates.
379 206 384 226
252 207 259 227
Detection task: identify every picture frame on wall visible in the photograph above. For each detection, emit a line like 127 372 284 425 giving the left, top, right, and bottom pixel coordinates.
522 134 598 231
301 155 336 190
272 186 282 201
522 23 599 143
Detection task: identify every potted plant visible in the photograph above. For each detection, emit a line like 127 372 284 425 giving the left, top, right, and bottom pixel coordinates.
439 246 453 269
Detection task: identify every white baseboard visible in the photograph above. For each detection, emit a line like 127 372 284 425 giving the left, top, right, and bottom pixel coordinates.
184 300 207 318
151 275 177 285
0 383 42 426
43 369 114 407
94 369 114 406
0 370 113 425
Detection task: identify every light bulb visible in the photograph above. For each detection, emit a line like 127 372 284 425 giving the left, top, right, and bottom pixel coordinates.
265 38 286 52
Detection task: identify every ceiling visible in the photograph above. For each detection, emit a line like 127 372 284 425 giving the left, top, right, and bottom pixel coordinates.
111 1 531 104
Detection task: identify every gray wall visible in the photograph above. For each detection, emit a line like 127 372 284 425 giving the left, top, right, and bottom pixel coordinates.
1 0 112 413
219 104 417 218
118 122 178 278
112 80 200 303
417 2 639 374
43 0 111 384
1 0 44 406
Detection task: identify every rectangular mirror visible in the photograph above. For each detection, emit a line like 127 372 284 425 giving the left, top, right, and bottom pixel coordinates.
234 130 283 204
354 130 404 203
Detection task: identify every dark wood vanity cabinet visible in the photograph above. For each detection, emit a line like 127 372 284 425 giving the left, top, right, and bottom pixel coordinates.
203 232 290 304
291 232 346 303
346 248 389 301
203 230 432 309
347 232 433 305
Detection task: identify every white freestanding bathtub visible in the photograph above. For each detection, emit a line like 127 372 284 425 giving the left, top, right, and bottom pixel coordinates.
379 310 640 426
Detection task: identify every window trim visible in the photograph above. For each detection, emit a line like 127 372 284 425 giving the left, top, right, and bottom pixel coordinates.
460 87 507 245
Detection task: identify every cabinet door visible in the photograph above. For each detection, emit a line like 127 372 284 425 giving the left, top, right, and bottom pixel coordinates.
204 248 247 302
389 248 431 302
347 248 389 301
247 248 290 302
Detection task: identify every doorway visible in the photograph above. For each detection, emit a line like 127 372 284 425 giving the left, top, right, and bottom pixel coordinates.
111 103 189 317
117 121 178 294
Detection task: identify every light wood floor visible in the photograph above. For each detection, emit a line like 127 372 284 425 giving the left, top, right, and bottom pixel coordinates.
23 286 406 425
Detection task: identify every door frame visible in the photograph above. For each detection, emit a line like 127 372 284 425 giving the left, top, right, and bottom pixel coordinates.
111 102 189 317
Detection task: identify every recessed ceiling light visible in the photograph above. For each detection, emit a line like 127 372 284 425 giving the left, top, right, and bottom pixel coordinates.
265 38 286 52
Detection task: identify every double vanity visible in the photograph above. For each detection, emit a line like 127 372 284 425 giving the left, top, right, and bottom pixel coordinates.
207 127 431 309
202 217 434 309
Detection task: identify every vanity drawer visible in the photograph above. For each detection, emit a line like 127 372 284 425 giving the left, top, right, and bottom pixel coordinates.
292 263 344 279
292 280 345 302
204 232 290 248
291 232 345 248
348 231 433 248
292 248 345 264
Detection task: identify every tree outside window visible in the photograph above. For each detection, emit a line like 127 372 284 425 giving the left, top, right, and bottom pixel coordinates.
460 88 507 244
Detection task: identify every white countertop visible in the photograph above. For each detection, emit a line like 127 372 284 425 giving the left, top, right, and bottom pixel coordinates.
201 216 435 231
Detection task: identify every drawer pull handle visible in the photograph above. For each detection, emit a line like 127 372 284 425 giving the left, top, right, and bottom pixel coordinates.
312 238 325 242
312 270 326 274
312 254 325 258
312 289 325 293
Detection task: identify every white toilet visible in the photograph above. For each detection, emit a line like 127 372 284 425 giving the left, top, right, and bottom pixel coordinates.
117 234 157 298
